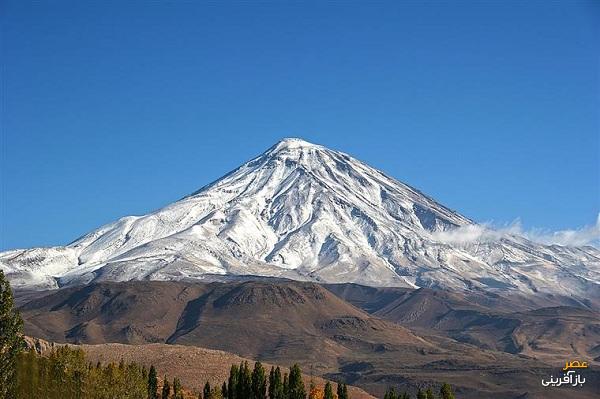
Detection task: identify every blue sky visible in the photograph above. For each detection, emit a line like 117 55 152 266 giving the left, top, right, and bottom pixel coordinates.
1 1 598 250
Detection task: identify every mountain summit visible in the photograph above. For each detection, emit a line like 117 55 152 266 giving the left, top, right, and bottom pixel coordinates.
1 139 599 301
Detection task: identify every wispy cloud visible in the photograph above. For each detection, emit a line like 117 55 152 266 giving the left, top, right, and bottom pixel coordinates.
431 214 600 248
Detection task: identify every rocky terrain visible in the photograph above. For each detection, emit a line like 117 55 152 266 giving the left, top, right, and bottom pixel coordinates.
16 280 600 398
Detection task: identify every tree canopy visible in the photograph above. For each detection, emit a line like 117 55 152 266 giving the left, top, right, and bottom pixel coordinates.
0 270 25 399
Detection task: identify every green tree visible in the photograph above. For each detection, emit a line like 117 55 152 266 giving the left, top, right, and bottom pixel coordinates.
425 388 434 399
162 377 171 399
0 270 25 399
287 364 305 399
204 381 212 399
222 381 228 399
270 366 284 399
283 373 289 399
337 382 348 399
228 364 239 399
269 367 275 399
439 383 454 399
324 382 334 399
148 365 158 399
173 377 184 399
15 346 147 398
237 361 252 399
417 389 426 399
383 387 397 399
252 361 267 399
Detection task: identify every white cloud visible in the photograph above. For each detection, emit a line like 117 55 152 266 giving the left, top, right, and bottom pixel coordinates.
431 214 600 248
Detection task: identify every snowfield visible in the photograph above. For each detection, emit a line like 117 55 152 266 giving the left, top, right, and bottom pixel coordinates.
2 138 599 301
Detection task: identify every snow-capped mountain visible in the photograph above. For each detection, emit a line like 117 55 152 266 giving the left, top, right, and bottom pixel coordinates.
2 138 599 301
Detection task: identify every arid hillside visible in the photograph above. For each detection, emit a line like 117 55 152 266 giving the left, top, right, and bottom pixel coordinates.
17 280 600 399
25 337 375 399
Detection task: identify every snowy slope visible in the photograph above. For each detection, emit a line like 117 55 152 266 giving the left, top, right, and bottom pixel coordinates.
2 138 599 301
